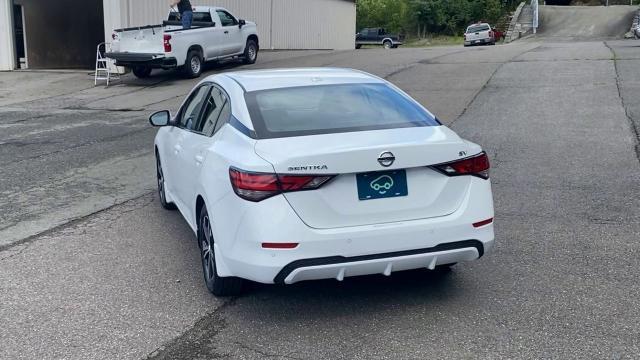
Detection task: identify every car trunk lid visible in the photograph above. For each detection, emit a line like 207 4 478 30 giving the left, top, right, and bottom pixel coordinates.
254 126 474 229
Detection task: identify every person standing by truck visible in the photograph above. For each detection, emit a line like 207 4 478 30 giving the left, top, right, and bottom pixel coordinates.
170 0 194 29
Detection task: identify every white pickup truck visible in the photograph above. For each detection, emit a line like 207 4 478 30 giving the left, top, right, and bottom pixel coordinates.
107 6 259 78
463 23 495 47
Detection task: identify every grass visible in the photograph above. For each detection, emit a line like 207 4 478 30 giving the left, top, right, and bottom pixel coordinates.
357 35 465 49
403 35 465 48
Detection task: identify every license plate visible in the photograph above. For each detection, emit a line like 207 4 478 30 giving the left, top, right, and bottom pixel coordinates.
356 170 408 201
473 40 479 44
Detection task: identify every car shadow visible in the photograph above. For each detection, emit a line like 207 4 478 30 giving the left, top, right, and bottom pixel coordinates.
114 58 250 88
244 266 464 309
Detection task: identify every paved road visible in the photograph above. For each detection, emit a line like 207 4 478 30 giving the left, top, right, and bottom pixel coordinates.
1 25 640 360
538 6 637 40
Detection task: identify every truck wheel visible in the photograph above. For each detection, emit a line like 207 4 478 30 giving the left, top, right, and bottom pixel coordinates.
132 66 152 79
383 40 392 49
355 44 362 49
184 50 203 78
243 39 258 64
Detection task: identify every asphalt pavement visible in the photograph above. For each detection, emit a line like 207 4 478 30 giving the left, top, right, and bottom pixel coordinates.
1 20 640 360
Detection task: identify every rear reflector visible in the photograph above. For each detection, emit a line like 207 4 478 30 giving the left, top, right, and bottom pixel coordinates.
229 168 335 202
262 242 299 249
431 152 490 179
473 218 494 228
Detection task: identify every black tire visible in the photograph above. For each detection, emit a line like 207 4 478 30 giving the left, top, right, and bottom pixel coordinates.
355 44 362 49
383 40 392 49
243 39 258 64
183 50 203 78
156 154 177 210
198 204 243 296
132 66 152 79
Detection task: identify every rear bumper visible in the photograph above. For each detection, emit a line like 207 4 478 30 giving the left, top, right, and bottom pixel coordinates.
105 52 178 69
464 38 494 46
275 240 483 284
211 176 494 284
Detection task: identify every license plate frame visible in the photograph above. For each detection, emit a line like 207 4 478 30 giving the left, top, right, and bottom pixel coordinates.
356 170 408 201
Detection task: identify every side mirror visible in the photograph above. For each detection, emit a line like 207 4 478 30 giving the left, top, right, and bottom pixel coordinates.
238 19 246 28
149 110 170 127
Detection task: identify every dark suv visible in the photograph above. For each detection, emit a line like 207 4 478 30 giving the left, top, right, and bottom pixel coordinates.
355 28 403 49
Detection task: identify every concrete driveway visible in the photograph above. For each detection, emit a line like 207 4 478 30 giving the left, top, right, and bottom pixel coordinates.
1 37 639 359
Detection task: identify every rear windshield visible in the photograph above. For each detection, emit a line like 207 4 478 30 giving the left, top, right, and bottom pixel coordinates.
168 12 213 22
467 24 491 33
244 83 440 139
467 24 490 33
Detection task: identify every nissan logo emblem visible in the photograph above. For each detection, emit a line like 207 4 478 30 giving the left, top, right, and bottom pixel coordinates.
378 152 395 167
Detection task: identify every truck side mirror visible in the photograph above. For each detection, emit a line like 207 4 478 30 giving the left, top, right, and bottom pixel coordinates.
239 19 246 28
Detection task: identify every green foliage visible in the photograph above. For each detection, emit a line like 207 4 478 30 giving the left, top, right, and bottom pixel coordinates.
357 0 517 37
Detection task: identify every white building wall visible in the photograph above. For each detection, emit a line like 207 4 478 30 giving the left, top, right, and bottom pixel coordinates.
0 0 16 70
272 0 355 50
102 0 355 50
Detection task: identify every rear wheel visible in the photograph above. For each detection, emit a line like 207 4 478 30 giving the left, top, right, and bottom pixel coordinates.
355 44 362 49
183 50 203 78
132 66 152 79
243 39 258 64
199 204 243 296
383 40 392 49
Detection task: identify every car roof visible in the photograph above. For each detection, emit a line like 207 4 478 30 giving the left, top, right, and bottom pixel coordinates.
192 6 227 12
212 68 386 92
467 23 490 29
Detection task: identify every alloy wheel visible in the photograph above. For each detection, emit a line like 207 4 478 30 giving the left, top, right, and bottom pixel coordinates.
200 214 216 284
156 157 165 203
248 44 257 62
191 56 201 74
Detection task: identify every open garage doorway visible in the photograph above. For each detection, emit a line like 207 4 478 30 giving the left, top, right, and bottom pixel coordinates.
13 5 26 68
13 0 104 69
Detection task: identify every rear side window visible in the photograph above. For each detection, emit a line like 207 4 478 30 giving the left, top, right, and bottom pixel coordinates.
168 12 213 23
245 83 439 139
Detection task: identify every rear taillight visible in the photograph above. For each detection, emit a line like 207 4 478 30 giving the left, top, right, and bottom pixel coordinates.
431 152 490 179
112 32 118 40
229 168 335 202
163 34 172 52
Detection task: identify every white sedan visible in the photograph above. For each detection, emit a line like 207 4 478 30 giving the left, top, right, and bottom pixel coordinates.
150 68 495 296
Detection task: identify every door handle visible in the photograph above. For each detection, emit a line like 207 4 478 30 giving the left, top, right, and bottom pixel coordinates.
195 155 204 165
174 144 182 154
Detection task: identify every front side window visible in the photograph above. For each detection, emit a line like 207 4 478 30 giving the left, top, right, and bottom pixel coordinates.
245 83 440 139
216 10 238 27
179 85 210 131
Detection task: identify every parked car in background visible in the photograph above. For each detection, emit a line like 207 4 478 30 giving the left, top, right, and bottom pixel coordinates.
356 28 403 49
493 29 504 42
149 68 495 296
464 23 495 47
108 6 259 78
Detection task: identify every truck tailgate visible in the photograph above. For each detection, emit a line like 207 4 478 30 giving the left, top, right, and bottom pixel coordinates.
113 25 164 54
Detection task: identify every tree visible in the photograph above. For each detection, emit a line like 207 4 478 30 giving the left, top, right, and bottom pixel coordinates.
357 0 509 38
